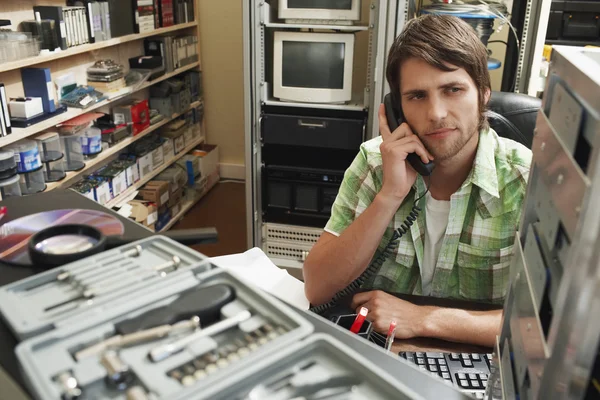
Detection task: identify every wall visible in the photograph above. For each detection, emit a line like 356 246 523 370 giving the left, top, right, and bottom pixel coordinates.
198 0 246 176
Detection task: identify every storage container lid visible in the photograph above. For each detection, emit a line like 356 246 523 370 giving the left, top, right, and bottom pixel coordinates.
6 139 37 152
83 127 101 137
0 174 20 187
0 149 15 163
34 131 60 142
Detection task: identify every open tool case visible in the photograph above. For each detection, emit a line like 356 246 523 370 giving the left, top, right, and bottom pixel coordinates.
0 236 313 400
182 334 422 400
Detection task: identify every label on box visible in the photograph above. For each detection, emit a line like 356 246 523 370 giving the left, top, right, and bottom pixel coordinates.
112 172 127 196
60 21 66 38
96 182 112 205
147 211 157 225
114 113 126 125
174 135 185 154
15 147 42 173
125 166 134 186
81 136 102 155
139 154 152 178
160 191 170 205
162 139 174 161
152 147 164 169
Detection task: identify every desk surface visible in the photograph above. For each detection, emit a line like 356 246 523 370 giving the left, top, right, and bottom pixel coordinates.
0 190 153 397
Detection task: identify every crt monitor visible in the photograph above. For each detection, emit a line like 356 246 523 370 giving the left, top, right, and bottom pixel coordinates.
278 0 361 22
273 31 355 104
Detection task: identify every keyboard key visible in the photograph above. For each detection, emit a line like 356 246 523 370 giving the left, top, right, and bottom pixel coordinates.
459 379 469 388
472 353 481 360
438 359 446 365
426 352 444 359
449 353 460 360
430 365 438 372
416 352 425 357
478 373 488 380
463 360 473 367
428 359 436 365
458 373 467 380
440 366 448 372
461 353 470 359
442 372 451 380
469 373 478 380
417 358 425 365
472 380 481 388
419 365 427 371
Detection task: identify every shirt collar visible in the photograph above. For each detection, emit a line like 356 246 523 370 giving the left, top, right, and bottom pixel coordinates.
460 127 500 198
412 128 500 199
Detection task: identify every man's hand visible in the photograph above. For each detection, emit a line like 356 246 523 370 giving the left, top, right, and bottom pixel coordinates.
351 290 430 339
378 104 433 202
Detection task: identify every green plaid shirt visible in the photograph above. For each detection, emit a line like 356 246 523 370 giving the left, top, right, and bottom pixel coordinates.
325 128 532 304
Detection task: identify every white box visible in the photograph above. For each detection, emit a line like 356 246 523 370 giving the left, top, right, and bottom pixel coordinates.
138 154 153 178
151 146 164 170
9 97 44 119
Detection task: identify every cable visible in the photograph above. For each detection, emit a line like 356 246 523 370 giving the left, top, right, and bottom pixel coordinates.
310 178 431 316
488 40 508 45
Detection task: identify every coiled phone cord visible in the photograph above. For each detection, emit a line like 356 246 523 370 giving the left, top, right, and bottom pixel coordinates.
310 182 430 316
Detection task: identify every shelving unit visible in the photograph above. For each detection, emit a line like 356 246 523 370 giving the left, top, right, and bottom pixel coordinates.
0 1 215 233
0 22 197 74
1 62 200 148
45 100 202 191
105 133 205 209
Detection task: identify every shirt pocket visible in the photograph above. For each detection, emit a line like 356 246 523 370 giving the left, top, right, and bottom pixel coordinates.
370 243 418 293
456 242 514 303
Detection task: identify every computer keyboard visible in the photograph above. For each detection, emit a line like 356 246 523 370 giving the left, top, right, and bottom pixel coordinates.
399 352 493 399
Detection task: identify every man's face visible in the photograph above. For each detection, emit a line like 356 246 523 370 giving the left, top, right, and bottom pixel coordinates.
399 58 485 161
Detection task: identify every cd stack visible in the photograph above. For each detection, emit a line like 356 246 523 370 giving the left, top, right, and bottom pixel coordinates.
87 60 127 95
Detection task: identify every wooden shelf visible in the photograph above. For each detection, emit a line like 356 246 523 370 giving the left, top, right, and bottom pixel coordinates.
104 135 205 209
0 22 197 74
159 177 219 232
45 101 202 191
0 62 200 148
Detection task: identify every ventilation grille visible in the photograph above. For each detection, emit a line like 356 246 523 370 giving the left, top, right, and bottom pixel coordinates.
264 223 322 245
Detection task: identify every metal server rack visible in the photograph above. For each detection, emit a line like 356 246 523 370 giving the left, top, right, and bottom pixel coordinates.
243 0 404 269
488 45 600 399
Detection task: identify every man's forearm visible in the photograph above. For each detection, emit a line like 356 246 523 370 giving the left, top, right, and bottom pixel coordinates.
420 306 502 348
304 194 404 305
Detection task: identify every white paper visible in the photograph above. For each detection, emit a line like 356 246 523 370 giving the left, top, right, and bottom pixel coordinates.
210 248 309 310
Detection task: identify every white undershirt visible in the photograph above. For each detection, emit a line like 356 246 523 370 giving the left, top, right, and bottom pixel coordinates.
421 192 451 295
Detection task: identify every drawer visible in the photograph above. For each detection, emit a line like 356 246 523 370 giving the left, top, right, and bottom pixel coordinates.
262 113 364 150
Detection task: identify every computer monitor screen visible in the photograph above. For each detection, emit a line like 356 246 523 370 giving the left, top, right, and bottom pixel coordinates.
287 0 353 10
273 31 354 104
279 0 360 21
282 41 345 89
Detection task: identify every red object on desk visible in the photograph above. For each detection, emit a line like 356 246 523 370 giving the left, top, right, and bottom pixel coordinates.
350 307 368 334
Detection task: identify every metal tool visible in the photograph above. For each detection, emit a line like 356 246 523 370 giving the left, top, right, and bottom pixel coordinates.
75 316 200 360
149 310 252 362
101 350 133 390
56 371 82 400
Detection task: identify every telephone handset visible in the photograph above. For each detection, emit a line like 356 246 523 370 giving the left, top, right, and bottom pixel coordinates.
383 93 434 176
309 94 431 318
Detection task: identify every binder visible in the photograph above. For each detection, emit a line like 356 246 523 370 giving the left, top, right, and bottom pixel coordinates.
107 0 135 38
21 68 57 114
33 6 67 50
67 0 96 44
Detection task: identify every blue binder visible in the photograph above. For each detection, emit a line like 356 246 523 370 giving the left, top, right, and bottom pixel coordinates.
21 68 57 114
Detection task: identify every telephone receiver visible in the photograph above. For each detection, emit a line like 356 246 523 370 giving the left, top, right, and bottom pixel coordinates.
383 93 434 176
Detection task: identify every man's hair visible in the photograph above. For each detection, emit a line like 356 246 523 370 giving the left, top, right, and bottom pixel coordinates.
386 15 491 130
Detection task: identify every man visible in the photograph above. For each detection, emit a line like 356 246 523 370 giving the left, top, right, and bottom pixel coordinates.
303 15 532 348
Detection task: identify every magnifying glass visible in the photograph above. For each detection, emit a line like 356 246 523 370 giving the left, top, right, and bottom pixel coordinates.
28 224 218 268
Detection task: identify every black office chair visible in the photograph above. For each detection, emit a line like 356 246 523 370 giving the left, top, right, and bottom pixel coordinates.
486 91 542 149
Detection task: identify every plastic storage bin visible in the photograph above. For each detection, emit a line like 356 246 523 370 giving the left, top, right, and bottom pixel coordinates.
18 167 46 195
59 131 85 171
35 132 66 182
0 149 17 179
81 126 102 158
0 174 22 199
6 140 42 173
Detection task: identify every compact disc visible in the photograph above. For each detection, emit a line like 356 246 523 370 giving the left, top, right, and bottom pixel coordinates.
0 209 124 266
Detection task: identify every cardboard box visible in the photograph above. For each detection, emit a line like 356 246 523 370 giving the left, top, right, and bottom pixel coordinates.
176 155 200 186
137 180 170 207
151 146 164 170
156 166 187 194
128 200 158 227
138 153 153 178
193 144 219 179
113 99 150 136
167 187 183 208
162 137 175 162
183 125 194 146
161 120 186 154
